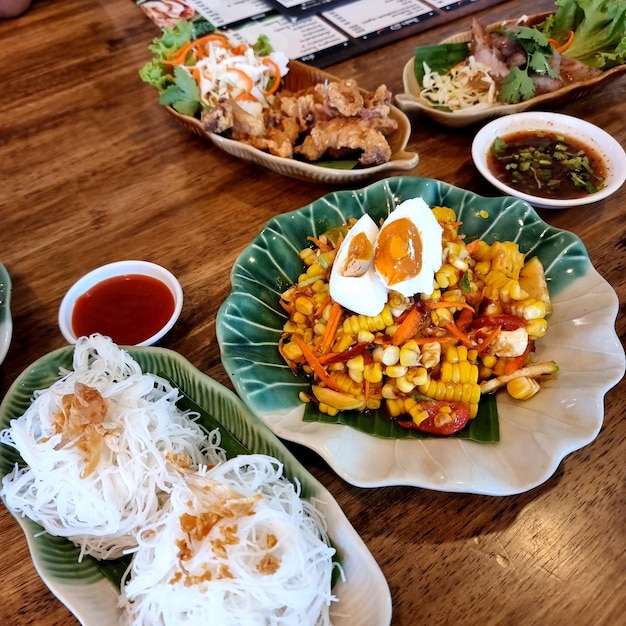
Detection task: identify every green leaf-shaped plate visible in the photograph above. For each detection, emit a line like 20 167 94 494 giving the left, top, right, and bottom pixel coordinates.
217 176 625 494
0 347 392 626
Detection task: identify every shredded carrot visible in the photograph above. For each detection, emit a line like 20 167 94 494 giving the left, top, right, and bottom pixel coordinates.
547 30 575 53
279 298 294 314
476 325 501 355
317 301 342 355
166 33 230 65
314 294 332 317
306 235 333 252
442 320 475 349
224 67 254 100
503 342 532 375
425 300 475 313
392 305 423 346
293 334 343 392
364 378 370 404
456 306 474 332
465 240 481 255
261 57 282 96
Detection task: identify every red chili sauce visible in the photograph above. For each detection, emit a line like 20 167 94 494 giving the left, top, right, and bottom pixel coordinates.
487 130 606 200
71 274 176 345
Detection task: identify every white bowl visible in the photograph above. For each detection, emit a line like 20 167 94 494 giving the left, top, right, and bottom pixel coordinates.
58 261 183 346
471 111 626 209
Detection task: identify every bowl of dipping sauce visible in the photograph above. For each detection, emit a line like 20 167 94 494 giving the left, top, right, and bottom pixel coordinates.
471 111 626 209
59 261 183 346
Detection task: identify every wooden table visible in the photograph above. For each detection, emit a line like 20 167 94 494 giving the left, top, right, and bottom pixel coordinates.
1 1 624 624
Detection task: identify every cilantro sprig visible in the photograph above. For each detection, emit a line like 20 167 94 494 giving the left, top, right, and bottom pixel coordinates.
498 27 560 104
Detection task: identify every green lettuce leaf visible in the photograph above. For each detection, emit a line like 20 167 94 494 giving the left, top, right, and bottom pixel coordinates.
413 42 470 85
540 0 626 69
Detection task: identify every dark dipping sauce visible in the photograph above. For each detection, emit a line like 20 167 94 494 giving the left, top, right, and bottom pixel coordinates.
487 130 606 200
72 274 176 345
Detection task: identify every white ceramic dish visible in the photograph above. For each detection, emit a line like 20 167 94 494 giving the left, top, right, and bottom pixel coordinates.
58 260 183 346
217 176 625 495
0 346 392 625
0 263 12 365
166 59 419 184
395 12 626 128
471 111 626 208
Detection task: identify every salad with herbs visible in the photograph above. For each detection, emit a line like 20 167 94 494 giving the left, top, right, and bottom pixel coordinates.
414 0 626 110
140 21 288 119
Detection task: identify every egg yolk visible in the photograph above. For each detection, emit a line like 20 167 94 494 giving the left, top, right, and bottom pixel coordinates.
342 231 373 277
374 217 423 286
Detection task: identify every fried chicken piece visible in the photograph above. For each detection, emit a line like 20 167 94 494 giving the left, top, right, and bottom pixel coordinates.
242 116 301 158
201 100 265 138
315 79 364 117
295 117 395 165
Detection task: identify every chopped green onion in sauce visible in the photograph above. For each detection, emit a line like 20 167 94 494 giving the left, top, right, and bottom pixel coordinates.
487 131 606 199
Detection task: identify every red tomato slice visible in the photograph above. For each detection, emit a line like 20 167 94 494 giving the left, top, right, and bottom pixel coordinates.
397 401 472 435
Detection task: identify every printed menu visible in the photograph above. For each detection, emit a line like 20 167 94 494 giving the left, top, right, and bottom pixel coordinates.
134 0 506 67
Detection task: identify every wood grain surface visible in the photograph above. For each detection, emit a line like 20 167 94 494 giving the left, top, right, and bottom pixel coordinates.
0 1 624 624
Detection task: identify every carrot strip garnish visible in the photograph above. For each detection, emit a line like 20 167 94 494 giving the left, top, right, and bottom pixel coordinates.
547 30 575 53
293 334 343 392
442 320 475 348
557 31 575 52
425 300 475 313
465 239 481 255
456 306 474 332
261 57 282 96
475 325 501 354
503 342 532 375
165 33 230 66
317 301 343 355
392 304 422 346
307 235 333 252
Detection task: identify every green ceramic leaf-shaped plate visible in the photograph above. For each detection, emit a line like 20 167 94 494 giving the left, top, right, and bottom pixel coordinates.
0 347 392 626
0 263 12 365
217 176 625 494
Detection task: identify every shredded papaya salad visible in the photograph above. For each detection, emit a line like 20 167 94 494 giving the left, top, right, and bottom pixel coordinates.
140 22 289 119
278 201 559 437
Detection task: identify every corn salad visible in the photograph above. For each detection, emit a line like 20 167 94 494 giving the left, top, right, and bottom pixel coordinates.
278 206 558 436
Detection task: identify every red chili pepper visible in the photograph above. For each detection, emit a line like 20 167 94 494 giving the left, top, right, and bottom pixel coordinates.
468 314 526 331
397 401 472 435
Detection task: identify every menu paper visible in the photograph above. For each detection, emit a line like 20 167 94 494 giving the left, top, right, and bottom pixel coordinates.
134 0 508 67
323 0 436 40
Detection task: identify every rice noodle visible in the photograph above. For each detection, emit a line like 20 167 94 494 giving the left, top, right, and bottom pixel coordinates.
0 334 225 560
119 455 340 626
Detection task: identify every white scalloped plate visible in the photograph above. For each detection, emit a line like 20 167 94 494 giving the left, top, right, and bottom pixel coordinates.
217 176 624 495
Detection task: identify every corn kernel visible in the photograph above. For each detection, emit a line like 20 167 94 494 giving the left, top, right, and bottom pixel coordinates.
382 383 400 400
357 329 375 344
400 341 420 367
506 376 541 400
386 364 408 378
364 362 383 384
421 342 442 369
526 317 549 339
408 367 428 386
396 376 415 394
381 345 400 366
281 341 303 362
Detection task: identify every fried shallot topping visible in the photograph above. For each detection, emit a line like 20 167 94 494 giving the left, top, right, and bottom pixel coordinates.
51 382 117 478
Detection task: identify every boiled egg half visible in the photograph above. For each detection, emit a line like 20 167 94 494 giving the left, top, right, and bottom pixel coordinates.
329 214 388 316
329 198 443 316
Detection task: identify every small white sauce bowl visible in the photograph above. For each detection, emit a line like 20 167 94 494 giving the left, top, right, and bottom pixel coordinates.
58 260 183 346
471 111 626 209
